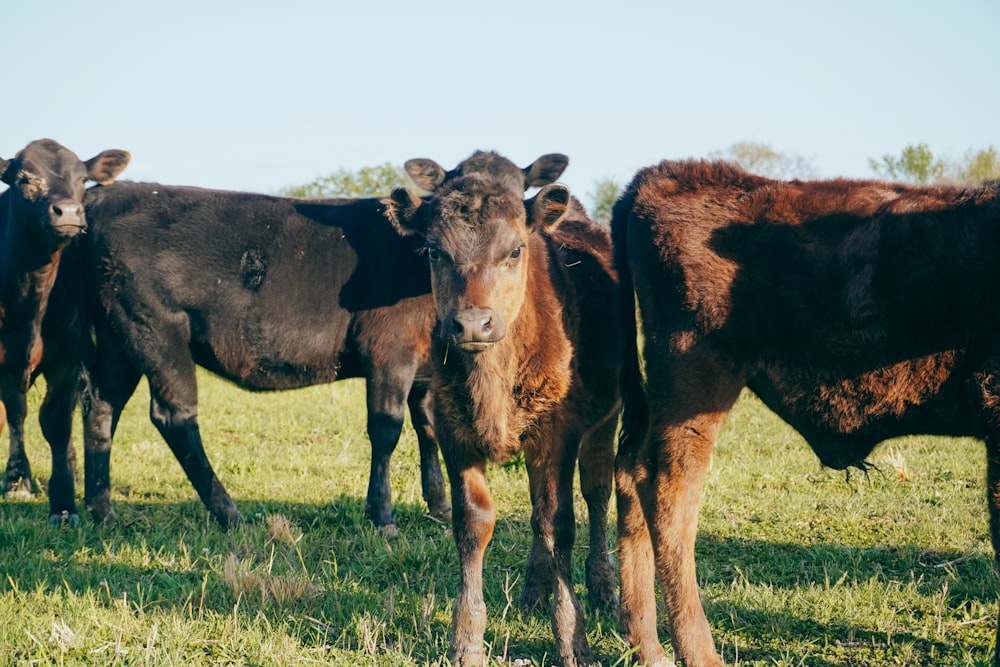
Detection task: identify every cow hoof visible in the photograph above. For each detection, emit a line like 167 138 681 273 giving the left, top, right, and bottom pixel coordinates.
5 481 34 500
518 584 550 611
428 500 451 521
378 523 399 538
49 512 80 527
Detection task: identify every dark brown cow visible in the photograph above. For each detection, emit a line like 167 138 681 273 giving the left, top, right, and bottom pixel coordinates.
611 159 1000 666
76 152 567 532
1 138 129 522
386 175 620 667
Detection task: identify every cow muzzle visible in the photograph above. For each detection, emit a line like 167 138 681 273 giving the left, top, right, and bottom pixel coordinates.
47 199 87 238
443 307 506 352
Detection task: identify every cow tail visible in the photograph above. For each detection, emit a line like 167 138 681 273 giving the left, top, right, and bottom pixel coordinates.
611 183 649 460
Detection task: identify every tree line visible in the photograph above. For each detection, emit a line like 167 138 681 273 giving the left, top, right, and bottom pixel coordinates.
279 142 1000 225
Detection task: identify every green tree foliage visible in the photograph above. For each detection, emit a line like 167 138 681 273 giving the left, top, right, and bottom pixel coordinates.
868 143 947 183
956 146 1000 184
588 177 621 226
278 162 406 198
708 141 818 179
869 143 1000 185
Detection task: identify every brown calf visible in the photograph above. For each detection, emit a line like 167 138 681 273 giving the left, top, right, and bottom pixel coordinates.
612 159 1000 666
386 175 619 666
1 138 129 522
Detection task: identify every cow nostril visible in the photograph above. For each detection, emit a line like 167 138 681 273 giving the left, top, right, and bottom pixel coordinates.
51 205 63 217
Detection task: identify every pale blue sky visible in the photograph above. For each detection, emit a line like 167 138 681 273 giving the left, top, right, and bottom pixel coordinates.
4 0 998 205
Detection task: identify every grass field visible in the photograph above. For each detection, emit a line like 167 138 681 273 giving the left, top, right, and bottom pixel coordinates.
1 370 996 665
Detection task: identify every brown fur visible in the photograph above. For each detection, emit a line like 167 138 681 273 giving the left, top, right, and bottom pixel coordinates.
612 159 1000 666
387 175 620 667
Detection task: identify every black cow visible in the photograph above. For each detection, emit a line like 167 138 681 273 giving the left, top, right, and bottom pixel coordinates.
1 138 129 523
77 152 569 531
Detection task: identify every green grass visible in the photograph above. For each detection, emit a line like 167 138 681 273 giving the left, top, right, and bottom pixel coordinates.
1 374 996 665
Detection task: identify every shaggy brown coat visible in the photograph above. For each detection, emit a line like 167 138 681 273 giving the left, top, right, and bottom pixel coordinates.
386 175 620 667
612 159 1000 667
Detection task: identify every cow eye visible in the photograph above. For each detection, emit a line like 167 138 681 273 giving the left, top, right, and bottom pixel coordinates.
426 245 441 263
508 245 523 265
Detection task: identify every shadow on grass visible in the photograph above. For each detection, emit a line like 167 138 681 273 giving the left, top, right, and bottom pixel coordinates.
1 494 996 665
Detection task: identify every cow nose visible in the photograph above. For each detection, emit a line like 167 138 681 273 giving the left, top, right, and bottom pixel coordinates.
50 200 84 224
447 307 505 350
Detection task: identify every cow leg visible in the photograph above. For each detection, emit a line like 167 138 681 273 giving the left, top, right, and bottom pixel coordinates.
519 472 554 610
646 355 742 667
445 452 495 667
525 431 593 667
985 433 1000 667
2 374 34 498
577 411 618 612
147 365 242 528
39 364 80 525
82 332 141 526
406 379 450 520
364 362 418 535
616 426 671 666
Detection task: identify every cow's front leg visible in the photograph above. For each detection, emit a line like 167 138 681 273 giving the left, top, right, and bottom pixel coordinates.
2 375 33 497
527 440 593 667
446 455 495 667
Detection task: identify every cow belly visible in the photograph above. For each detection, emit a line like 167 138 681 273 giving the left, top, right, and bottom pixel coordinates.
191 317 353 391
747 351 981 469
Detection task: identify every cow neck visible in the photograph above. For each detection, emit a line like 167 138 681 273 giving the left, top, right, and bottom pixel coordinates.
438 235 573 463
0 197 65 376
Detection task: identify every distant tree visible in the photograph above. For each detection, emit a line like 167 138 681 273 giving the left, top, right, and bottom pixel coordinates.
279 162 405 198
588 177 621 226
708 141 818 179
869 143 1000 185
868 143 947 184
955 146 1000 184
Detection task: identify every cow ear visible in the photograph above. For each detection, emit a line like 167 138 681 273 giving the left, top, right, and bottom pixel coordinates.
85 149 131 185
383 187 428 236
523 153 569 189
404 158 449 194
527 184 570 232
0 156 11 185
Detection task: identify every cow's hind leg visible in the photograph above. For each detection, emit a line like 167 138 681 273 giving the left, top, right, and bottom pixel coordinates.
407 378 450 520
147 362 242 528
578 411 618 612
365 361 418 535
520 411 618 613
616 424 670 665
525 430 593 667
82 330 141 526
984 431 1000 667
646 355 742 667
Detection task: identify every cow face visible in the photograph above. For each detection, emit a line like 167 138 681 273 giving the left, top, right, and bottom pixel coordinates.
1 138 130 245
386 175 569 352
403 150 569 196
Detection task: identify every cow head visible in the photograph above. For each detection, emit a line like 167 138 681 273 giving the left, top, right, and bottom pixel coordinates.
1 138 130 245
385 175 570 352
403 150 569 196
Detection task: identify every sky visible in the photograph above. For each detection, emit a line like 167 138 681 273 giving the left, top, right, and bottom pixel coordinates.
4 0 998 206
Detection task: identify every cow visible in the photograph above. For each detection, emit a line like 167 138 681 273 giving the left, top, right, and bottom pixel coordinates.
385 174 620 667
611 158 1000 666
75 152 569 534
1 138 129 523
